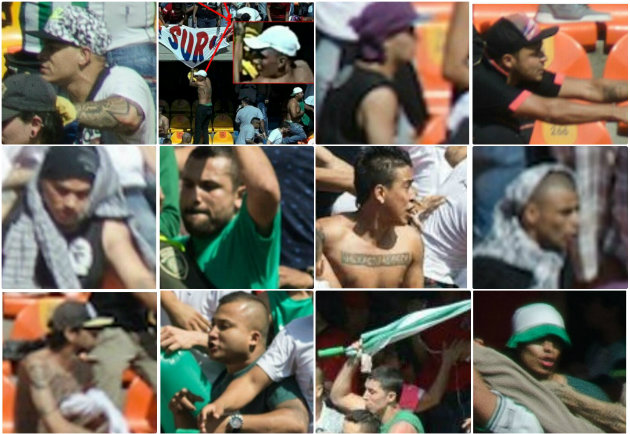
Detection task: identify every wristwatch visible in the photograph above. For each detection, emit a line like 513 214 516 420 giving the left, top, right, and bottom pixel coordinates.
228 412 244 433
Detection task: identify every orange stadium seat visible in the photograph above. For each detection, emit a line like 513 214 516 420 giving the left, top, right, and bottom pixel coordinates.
416 20 452 116
9 297 64 341
529 120 612 144
3 376 16 433
3 360 12 377
602 35 628 135
124 376 157 433
414 2 453 22
3 294 40 319
213 112 235 132
590 4 628 49
418 115 447 144
542 30 592 79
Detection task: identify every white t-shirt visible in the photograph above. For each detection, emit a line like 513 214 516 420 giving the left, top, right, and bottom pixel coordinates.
257 315 314 415
399 145 451 197
94 66 155 144
103 147 146 189
88 3 156 50
421 159 467 286
268 128 283 144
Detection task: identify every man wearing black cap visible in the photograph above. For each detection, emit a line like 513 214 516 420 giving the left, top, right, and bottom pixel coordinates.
28 5 155 144
15 300 121 433
473 13 628 144
2 73 64 144
318 2 427 144
2 147 155 289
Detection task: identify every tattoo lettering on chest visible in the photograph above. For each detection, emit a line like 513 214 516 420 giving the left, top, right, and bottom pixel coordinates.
340 252 411 267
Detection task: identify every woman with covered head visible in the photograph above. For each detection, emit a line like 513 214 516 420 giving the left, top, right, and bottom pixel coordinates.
474 303 625 433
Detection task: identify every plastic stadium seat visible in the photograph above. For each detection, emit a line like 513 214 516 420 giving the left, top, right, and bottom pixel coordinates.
213 113 234 132
170 99 192 116
9 298 64 341
414 2 452 22
169 130 186 144
3 294 39 319
170 115 192 130
1 3 23 76
603 34 628 80
602 35 628 136
416 21 452 116
3 360 12 377
473 4 537 33
213 130 235 144
545 22 597 52
124 376 157 433
418 115 447 144
529 120 612 144
159 99 169 116
3 376 16 433
542 30 592 79
590 4 628 48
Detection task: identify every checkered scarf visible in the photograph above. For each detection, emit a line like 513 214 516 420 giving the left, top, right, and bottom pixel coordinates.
3 148 155 289
474 163 576 289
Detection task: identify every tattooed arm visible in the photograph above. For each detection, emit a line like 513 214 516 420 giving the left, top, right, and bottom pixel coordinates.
559 77 628 103
74 96 144 134
543 380 626 433
24 359 96 433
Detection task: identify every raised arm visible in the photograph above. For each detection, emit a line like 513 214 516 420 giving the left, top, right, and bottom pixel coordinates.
74 96 144 134
234 147 281 235
330 355 366 413
102 219 155 289
315 146 355 193
442 2 469 90
559 77 628 103
161 291 211 331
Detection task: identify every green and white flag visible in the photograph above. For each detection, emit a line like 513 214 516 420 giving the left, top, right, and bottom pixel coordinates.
318 299 471 358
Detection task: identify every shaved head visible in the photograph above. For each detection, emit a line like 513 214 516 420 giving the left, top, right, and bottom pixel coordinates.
529 172 576 205
217 292 270 341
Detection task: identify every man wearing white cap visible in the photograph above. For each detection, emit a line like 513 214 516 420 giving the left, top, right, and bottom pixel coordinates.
286 87 312 128
190 69 213 144
239 25 313 83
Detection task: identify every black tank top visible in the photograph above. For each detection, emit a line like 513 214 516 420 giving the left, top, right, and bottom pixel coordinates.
318 66 393 144
35 219 106 289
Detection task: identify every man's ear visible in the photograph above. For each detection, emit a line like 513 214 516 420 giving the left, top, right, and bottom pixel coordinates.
374 184 386 205
29 115 44 140
234 185 246 211
248 330 262 351
78 47 92 67
522 202 540 228
501 52 517 70
386 390 397 405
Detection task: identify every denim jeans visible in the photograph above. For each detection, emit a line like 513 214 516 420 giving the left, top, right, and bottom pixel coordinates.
257 102 268 135
106 42 156 104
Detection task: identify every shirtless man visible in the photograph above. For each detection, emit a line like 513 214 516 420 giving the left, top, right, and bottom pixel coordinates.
15 301 119 433
189 69 213 144
316 147 424 288
159 106 170 143
286 87 313 126
234 24 313 83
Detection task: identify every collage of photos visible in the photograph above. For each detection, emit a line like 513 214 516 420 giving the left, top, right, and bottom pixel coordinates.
0 1 628 434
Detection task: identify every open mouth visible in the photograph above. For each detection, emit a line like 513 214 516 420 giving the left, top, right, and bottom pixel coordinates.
539 358 555 369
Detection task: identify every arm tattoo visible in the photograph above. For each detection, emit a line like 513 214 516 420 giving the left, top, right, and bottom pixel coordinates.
76 97 144 132
603 82 628 102
341 252 411 267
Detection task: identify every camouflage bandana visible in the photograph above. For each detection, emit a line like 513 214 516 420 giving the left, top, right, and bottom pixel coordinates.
44 6 111 55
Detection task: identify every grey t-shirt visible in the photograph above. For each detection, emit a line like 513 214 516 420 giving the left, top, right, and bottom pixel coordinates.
236 123 257 144
235 105 264 129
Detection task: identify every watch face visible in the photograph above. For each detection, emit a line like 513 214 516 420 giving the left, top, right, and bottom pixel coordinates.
230 414 243 430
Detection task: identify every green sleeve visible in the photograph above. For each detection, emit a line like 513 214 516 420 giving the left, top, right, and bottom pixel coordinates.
160 146 181 239
265 375 304 408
